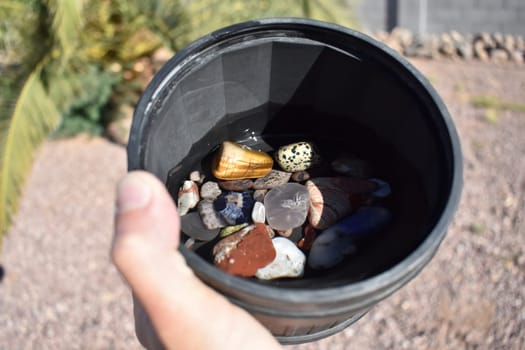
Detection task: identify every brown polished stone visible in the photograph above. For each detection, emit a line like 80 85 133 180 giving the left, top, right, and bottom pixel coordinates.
306 177 377 229
218 179 254 191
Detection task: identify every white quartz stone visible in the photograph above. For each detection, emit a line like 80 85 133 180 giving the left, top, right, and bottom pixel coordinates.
255 237 306 280
251 201 266 223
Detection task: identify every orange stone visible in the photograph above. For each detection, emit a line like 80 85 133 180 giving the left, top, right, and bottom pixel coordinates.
297 224 318 251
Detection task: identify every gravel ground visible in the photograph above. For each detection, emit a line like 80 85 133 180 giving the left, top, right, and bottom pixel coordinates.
1 59 524 349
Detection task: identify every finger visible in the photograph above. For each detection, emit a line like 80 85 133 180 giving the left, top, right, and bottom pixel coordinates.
112 171 281 350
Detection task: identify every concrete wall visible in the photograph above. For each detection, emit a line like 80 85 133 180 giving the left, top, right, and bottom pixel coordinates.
351 0 525 35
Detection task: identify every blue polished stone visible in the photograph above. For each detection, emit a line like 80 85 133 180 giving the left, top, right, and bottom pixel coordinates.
308 207 392 269
213 191 254 225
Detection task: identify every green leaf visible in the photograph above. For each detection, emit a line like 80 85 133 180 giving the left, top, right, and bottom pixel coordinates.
48 0 83 61
0 59 61 247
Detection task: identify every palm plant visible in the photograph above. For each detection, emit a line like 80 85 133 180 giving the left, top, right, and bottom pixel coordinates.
0 0 81 249
0 0 188 248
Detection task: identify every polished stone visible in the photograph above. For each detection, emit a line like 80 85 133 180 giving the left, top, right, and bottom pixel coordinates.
253 189 267 202
306 177 377 230
213 223 276 277
198 199 227 229
255 237 306 280
180 212 220 241
369 178 391 198
212 141 273 180
331 155 371 178
297 224 317 251
200 181 222 200
275 141 322 172
291 170 311 182
308 207 392 269
177 180 200 216
218 179 254 191
251 201 266 223
219 223 249 238
253 170 292 189
264 183 310 231
214 191 254 225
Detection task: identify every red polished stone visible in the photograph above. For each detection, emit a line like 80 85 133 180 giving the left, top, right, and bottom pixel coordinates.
214 223 276 277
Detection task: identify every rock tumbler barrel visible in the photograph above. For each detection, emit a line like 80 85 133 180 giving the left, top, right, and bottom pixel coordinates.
127 18 463 344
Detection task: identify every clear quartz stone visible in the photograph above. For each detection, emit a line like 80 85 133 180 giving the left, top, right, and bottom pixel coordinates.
264 183 309 231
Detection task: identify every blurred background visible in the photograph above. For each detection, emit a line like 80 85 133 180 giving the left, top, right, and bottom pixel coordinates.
0 0 356 236
0 1 524 349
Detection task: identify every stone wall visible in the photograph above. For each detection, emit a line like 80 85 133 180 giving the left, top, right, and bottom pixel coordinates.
352 0 525 36
374 28 524 64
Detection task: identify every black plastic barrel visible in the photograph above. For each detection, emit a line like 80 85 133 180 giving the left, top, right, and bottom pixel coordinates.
127 18 462 344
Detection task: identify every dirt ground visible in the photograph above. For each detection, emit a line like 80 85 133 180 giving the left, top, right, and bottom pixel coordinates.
0 58 524 349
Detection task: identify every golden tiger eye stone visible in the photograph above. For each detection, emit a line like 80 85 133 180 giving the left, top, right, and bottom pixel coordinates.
212 141 273 180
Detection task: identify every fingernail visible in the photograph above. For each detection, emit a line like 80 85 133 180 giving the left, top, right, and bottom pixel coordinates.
117 174 152 213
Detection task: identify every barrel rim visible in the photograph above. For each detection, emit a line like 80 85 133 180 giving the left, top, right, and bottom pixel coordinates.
128 17 463 306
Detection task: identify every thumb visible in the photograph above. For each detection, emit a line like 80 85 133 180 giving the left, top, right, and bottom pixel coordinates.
112 171 281 350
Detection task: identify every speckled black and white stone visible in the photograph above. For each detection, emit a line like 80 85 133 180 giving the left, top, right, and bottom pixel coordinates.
275 141 321 172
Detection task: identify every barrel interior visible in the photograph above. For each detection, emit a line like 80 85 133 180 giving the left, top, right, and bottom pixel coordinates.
141 32 453 289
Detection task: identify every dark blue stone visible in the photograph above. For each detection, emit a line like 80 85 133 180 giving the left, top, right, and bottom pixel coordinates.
213 191 254 225
308 207 391 269
334 206 392 238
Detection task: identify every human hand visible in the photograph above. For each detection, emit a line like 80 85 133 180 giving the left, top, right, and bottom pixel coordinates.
111 171 281 349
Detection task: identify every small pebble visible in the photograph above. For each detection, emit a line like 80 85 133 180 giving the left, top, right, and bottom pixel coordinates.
255 237 306 280
251 201 266 223
253 189 267 202
297 224 317 251
219 223 249 238
183 238 208 251
253 170 292 189
331 156 371 178
276 228 293 237
291 170 311 182
219 179 254 191
180 212 220 241
265 225 276 238
200 181 222 200
177 180 200 216
285 226 304 243
275 141 322 172
214 191 254 225
198 199 227 229
184 238 196 249
308 207 392 269
265 183 310 231
369 178 391 198
190 170 205 184
213 223 276 277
